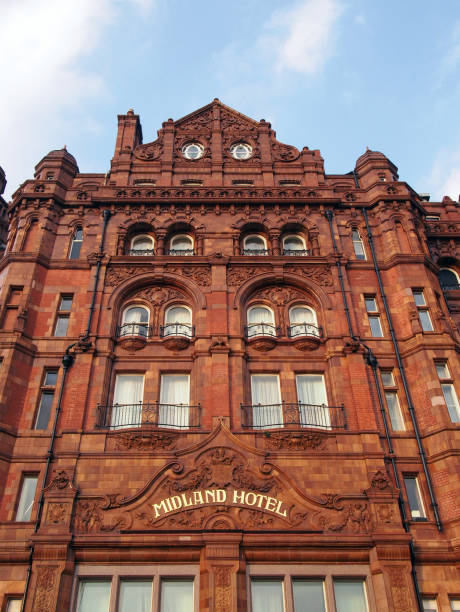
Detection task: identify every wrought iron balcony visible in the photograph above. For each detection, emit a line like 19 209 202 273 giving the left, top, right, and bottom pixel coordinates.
282 249 310 256
241 402 346 430
160 323 195 338
128 248 155 256
287 323 322 338
165 249 195 256
97 402 201 429
244 323 280 338
117 323 152 338
242 248 270 256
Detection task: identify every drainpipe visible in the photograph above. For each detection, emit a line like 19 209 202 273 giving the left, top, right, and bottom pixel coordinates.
362 206 442 532
21 209 111 612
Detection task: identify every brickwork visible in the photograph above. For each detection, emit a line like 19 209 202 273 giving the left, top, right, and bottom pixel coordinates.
0 101 459 610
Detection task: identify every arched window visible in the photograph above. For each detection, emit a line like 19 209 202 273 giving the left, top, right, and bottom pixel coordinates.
120 305 150 337
168 235 194 255
69 227 83 260
130 235 154 256
163 305 193 338
246 305 276 338
282 235 308 256
352 229 366 260
243 235 268 256
439 268 460 290
288 306 319 338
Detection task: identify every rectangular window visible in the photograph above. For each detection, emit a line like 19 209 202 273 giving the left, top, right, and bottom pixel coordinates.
365 296 383 337
422 598 438 612
250 374 282 429
159 374 190 429
111 374 144 429
296 374 330 428
34 370 58 430
404 476 426 519
74 568 197 612
251 579 284 612
381 370 405 431
69 227 83 259
15 475 38 522
450 599 460 610
54 294 73 337
436 363 460 422
333 579 368 612
352 229 366 260
412 290 434 332
5 598 23 612
293 580 326 611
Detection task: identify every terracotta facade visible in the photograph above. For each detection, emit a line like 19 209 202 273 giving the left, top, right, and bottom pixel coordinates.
0 100 459 611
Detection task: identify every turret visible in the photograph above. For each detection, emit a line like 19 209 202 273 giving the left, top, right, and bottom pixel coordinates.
354 148 398 189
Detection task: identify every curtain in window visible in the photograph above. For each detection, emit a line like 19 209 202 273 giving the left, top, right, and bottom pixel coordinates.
245 235 265 250
122 307 149 337
111 375 144 428
333 580 367 612
160 579 194 612
119 581 152 612
296 374 330 428
251 580 284 612
77 581 111 612
283 236 304 251
251 375 282 428
165 306 192 337
248 306 275 337
171 236 193 251
159 374 190 428
289 306 316 337
132 236 154 253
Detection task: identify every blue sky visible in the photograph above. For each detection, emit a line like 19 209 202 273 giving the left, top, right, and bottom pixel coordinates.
2 0 459 201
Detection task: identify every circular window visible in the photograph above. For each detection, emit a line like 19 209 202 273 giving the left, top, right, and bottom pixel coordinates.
230 142 252 160
182 142 204 160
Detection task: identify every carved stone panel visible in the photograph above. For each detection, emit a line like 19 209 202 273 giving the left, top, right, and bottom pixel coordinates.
32 566 57 612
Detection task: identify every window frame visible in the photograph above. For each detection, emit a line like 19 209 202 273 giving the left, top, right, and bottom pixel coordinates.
169 234 194 255
435 362 460 423
282 234 308 255
3 597 23 612
364 296 383 338
403 475 427 520
54 294 73 337
412 290 434 332
421 596 439 612
129 234 155 256
242 234 268 255
352 229 366 261
380 369 405 431
69 226 83 260
288 305 319 338
34 368 59 429
248 564 376 612
120 304 150 338
164 304 193 338
247 304 277 338
14 473 39 522
71 564 199 612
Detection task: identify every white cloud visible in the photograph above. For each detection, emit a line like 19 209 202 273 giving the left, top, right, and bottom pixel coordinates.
262 0 344 76
424 149 460 202
0 0 152 198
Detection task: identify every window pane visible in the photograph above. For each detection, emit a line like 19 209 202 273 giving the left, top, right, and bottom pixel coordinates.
171 236 193 250
59 296 73 311
6 599 22 612
284 236 304 250
245 236 265 250
292 580 325 611
119 580 152 612
251 580 284 612
422 598 438 612
77 580 110 612
132 236 153 250
413 291 426 306
248 306 275 337
35 391 54 429
441 384 460 422
450 599 460 610
54 315 69 336
160 579 193 612
364 298 377 312
333 580 367 612
418 310 434 332
251 375 282 429
69 233 83 260
404 477 425 518
111 375 144 429
296 375 330 428
436 363 449 379
381 371 394 387
385 392 405 431
159 374 190 428
44 371 58 386
369 316 383 337
16 475 38 521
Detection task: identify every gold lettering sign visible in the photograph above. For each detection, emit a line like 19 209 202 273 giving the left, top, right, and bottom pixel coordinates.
152 489 287 519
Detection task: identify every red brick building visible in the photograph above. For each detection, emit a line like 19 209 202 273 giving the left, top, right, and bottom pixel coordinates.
0 100 459 611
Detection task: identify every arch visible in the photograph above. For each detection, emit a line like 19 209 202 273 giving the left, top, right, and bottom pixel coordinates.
439 268 460 289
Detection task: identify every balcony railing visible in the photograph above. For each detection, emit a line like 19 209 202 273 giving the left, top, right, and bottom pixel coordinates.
242 248 270 256
282 249 310 256
117 323 152 338
287 323 322 338
160 323 195 338
165 249 195 256
241 402 346 430
245 323 280 338
128 248 155 256
97 402 201 429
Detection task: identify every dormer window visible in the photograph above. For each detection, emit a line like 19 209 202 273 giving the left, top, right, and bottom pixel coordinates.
282 235 309 256
168 235 194 256
129 235 154 256
242 235 268 256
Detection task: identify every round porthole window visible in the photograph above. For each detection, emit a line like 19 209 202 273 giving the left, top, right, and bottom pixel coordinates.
182 142 204 160
230 142 252 160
